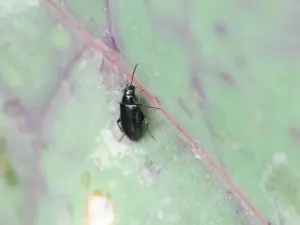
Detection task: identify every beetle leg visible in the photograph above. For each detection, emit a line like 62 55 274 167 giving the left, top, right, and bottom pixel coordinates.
137 103 160 109
118 134 125 142
117 118 125 142
142 114 156 140
117 118 123 131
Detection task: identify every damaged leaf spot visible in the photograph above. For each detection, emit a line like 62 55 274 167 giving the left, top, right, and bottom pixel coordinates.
289 127 300 146
190 75 206 105
213 21 228 36
2 98 24 117
138 157 161 187
219 72 236 87
178 97 193 118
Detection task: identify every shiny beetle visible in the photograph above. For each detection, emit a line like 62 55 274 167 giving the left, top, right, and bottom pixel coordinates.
117 63 160 141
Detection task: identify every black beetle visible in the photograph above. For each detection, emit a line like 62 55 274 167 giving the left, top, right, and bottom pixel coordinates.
117 63 160 141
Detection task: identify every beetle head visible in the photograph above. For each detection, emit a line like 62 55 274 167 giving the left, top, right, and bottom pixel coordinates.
124 85 136 96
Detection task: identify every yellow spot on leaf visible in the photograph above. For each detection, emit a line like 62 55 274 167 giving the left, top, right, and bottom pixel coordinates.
81 171 91 190
221 130 241 151
0 137 18 187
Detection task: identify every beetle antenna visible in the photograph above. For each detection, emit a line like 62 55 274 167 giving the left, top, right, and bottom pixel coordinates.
129 63 139 86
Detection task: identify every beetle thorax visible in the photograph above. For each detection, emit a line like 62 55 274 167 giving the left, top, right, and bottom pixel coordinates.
125 93 136 103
